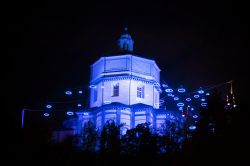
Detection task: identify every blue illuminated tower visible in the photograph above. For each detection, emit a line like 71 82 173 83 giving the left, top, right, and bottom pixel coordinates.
72 29 179 134
23 28 213 141
87 29 161 130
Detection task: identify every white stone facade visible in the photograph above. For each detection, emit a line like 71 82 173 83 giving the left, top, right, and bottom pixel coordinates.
89 55 161 108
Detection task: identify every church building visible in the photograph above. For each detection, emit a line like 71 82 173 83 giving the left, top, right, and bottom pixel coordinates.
70 28 180 134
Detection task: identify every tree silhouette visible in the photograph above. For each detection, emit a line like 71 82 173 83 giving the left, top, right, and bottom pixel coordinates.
180 88 240 166
81 120 98 152
195 89 227 138
121 122 159 156
100 119 124 155
157 117 186 154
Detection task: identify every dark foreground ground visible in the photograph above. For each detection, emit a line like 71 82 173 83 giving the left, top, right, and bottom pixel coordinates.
7 118 243 166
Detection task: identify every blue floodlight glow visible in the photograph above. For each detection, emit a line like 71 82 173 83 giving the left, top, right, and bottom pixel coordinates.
167 93 174 97
206 92 210 96
201 98 206 102
179 107 183 111
145 76 153 80
83 112 89 116
159 99 164 104
174 97 179 100
89 85 97 88
186 98 191 101
198 89 204 94
191 108 194 111
153 83 160 87
165 88 173 93
177 102 184 107
77 103 82 107
193 115 198 118
78 90 83 94
43 113 50 117
46 104 52 109
201 103 207 107
104 100 112 104
66 111 74 116
194 94 200 98
177 88 186 93
65 90 72 95
162 84 168 88
189 125 197 130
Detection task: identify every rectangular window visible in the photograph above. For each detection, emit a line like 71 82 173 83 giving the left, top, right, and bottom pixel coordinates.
112 83 119 96
93 88 98 102
137 86 144 98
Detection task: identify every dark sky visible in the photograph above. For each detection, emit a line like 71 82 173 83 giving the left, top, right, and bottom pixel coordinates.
10 0 247 120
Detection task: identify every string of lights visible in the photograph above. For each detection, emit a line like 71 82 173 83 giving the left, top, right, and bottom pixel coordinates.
159 80 237 117
161 80 233 101
43 80 235 110
189 81 232 94
21 80 236 129
21 108 76 128
46 98 84 104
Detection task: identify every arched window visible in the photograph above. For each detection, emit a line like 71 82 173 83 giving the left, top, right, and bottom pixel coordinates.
112 83 119 96
137 86 144 98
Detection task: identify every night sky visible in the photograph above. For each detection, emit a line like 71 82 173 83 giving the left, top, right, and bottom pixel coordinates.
10 0 247 127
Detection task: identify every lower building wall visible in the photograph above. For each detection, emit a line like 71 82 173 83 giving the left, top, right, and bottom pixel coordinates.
75 107 176 135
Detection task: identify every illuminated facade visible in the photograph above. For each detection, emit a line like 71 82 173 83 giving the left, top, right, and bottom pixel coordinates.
73 28 180 133
22 28 237 143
